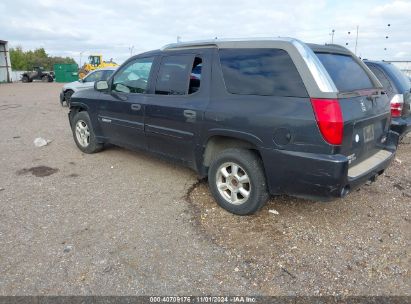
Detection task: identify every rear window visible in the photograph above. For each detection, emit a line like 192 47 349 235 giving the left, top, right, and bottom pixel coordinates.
219 49 307 97
383 63 411 93
316 53 374 92
366 64 395 94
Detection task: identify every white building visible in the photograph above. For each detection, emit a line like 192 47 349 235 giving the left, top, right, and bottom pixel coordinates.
0 40 12 83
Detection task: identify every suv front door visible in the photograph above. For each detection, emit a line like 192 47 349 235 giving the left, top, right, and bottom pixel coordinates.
97 56 155 149
145 50 211 165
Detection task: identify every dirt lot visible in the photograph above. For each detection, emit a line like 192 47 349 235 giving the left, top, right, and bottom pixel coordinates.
0 82 410 296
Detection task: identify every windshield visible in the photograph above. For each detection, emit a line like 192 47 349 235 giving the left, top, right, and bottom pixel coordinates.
316 53 374 92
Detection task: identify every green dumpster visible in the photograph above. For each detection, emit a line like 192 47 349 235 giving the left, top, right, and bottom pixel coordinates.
54 63 79 83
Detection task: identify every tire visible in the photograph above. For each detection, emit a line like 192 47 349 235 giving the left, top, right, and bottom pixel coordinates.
64 90 74 107
22 76 29 83
41 75 48 82
208 148 269 215
71 111 103 154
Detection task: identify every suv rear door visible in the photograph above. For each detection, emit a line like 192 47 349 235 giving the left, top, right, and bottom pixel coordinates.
313 49 391 170
144 50 211 165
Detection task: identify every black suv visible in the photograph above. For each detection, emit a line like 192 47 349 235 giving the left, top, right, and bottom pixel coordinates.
68 38 399 215
364 60 411 138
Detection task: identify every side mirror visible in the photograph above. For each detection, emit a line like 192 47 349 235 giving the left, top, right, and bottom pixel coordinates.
78 78 84 83
95 80 109 91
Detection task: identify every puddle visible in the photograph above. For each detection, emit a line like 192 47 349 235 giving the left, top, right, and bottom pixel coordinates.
17 166 59 177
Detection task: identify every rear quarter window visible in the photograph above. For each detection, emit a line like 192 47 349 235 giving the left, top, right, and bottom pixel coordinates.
219 48 308 97
316 53 374 92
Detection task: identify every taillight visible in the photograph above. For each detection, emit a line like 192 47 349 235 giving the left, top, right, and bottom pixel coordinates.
310 98 343 145
390 94 404 118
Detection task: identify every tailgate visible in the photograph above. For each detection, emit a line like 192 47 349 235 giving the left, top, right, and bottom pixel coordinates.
314 51 392 167
339 92 391 166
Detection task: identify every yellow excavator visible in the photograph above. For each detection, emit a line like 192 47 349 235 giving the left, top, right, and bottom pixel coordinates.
78 55 118 79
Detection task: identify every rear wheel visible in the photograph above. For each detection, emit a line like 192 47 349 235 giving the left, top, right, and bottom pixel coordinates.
41 75 48 82
71 111 103 154
208 148 269 215
22 76 29 83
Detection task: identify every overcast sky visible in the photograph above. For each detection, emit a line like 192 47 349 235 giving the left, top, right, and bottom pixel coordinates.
1 0 410 64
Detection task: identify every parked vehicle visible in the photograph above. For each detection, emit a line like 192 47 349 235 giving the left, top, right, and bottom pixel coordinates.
21 67 54 83
67 38 399 215
78 55 118 79
364 60 411 138
60 67 116 107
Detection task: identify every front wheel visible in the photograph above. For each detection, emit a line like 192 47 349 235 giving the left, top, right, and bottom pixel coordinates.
71 111 103 154
41 75 49 82
64 90 74 107
22 76 29 83
208 148 269 215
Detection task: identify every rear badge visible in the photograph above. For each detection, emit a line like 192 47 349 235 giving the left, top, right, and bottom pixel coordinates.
360 99 367 112
355 134 360 143
348 153 357 164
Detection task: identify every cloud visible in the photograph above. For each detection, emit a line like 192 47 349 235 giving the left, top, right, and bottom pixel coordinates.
0 0 410 64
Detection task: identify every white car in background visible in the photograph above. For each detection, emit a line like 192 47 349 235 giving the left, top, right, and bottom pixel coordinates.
60 67 117 106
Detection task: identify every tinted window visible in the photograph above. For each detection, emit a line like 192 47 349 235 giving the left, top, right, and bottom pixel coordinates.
316 53 373 92
155 55 202 95
219 49 307 97
189 58 202 94
383 63 411 93
366 64 395 94
84 70 104 83
102 70 114 81
112 57 154 93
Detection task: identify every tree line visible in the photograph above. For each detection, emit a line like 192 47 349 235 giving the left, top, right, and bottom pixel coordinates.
10 47 76 71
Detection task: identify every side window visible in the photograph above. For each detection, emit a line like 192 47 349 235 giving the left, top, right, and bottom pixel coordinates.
155 55 202 95
219 48 307 97
102 70 114 81
367 64 394 94
112 57 154 94
190 58 202 94
84 71 103 83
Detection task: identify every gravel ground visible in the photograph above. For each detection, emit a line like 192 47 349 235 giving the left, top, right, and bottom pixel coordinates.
0 82 409 296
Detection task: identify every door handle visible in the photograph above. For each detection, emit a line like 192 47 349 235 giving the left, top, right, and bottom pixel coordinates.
131 104 141 111
183 110 196 118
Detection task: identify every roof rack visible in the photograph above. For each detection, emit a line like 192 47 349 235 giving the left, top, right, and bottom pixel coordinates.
161 37 299 51
323 43 348 50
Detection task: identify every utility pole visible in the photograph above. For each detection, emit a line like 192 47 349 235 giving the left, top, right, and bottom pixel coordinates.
79 51 84 67
331 29 335 44
129 45 134 57
354 25 359 56
177 36 182 43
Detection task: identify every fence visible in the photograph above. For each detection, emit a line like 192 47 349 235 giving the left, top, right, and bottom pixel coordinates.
384 61 411 78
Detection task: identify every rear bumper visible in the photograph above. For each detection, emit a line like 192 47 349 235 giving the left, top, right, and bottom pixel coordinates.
260 131 399 200
391 116 411 138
